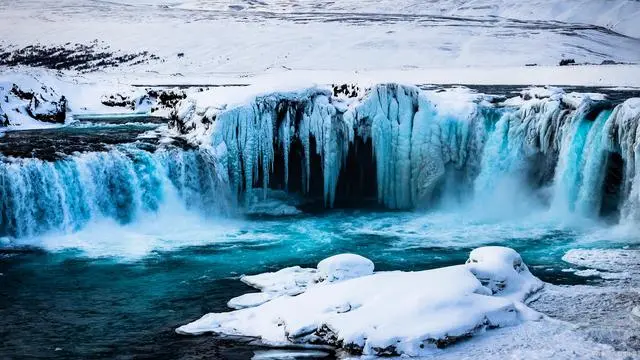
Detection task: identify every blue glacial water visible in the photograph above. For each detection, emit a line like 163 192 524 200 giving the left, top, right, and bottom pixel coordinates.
1 207 636 359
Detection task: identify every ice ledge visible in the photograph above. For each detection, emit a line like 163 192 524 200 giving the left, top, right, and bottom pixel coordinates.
177 246 543 356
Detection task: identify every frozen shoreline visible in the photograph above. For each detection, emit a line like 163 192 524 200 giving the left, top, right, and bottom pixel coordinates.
177 247 639 359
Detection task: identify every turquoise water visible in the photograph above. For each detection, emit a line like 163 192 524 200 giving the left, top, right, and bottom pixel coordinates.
1 208 633 359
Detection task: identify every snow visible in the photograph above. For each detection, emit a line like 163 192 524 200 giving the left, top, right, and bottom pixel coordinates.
177 246 544 356
317 254 374 282
228 292 277 310
466 247 541 302
562 248 640 280
2 0 640 77
252 350 330 359
240 266 320 296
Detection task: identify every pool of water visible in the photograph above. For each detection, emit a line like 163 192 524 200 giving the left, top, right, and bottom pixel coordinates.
1 208 635 359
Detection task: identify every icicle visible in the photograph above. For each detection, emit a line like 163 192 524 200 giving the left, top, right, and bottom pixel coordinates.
605 99 640 222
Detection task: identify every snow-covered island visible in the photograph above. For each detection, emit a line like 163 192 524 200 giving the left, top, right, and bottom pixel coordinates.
177 247 544 356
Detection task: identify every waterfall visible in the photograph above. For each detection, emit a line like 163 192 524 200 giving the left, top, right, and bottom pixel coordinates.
0 146 232 238
2 84 640 240
173 83 640 221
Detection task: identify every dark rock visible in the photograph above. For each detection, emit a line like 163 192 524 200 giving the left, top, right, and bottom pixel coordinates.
0 43 162 73
10 84 34 101
101 93 134 108
332 84 361 98
26 95 67 123
559 58 576 66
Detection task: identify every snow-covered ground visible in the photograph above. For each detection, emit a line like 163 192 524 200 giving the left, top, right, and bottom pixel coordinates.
1 0 640 77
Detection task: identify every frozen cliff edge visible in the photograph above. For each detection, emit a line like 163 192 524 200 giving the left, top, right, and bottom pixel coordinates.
176 246 543 356
172 83 640 222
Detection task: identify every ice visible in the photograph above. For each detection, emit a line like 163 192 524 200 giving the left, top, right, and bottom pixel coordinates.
177 247 543 356
562 248 640 280
175 82 640 220
244 189 302 216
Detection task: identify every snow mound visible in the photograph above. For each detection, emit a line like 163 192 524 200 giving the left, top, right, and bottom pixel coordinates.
466 246 542 301
317 254 374 282
177 247 543 356
232 253 374 307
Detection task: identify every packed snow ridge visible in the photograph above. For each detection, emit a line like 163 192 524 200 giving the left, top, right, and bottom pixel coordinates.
176 247 543 356
174 83 640 221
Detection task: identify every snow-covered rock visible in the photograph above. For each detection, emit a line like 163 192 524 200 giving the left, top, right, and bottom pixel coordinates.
317 254 374 282
227 292 277 310
466 246 542 301
0 79 67 128
230 253 375 307
177 247 543 356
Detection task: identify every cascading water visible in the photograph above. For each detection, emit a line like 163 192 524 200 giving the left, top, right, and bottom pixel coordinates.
0 145 232 238
174 83 640 224
2 84 640 240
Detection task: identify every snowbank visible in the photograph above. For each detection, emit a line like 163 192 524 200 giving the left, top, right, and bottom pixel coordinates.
177 246 543 356
562 249 640 280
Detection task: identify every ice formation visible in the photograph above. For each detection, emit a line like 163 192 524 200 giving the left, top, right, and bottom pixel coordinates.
2 81 640 239
176 246 543 356
174 83 640 222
